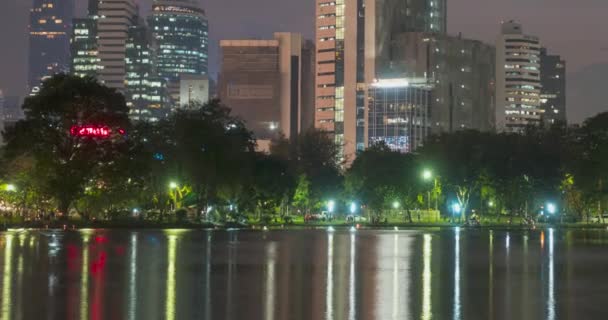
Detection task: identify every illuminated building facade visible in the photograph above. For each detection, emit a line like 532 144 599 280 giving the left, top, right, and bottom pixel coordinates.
70 0 99 78
70 17 99 78
179 74 209 107
367 79 432 153
125 23 171 122
314 0 447 161
28 0 75 93
496 21 543 132
96 0 138 90
540 48 566 125
149 0 209 106
219 33 315 143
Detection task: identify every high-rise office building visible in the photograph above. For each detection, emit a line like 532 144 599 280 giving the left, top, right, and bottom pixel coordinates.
70 1 99 78
389 32 496 133
314 0 447 161
540 48 566 125
70 18 99 78
125 22 171 122
28 0 75 93
97 0 138 90
219 33 315 146
368 79 432 153
149 0 209 106
496 21 543 132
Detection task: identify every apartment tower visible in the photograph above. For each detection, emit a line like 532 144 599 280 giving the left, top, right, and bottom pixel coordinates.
495 21 543 132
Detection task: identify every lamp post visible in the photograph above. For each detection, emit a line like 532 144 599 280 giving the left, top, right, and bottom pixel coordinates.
327 200 335 219
422 169 433 211
452 202 462 222
169 181 179 211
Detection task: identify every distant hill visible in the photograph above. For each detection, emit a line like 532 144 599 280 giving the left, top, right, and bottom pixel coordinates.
568 63 608 124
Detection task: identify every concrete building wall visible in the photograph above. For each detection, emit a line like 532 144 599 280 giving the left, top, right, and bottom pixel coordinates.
389 32 496 133
220 34 314 142
97 0 137 90
220 40 281 141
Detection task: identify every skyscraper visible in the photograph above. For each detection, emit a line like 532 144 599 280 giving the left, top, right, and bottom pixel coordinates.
314 0 447 161
125 21 171 122
495 21 543 132
96 0 138 90
540 48 566 125
219 33 315 148
389 32 496 133
28 0 74 93
149 0 209 106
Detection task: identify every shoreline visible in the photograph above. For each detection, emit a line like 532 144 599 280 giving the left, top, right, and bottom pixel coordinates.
2 220 608 231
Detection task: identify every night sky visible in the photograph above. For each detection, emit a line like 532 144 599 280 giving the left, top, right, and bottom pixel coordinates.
1 0 606 123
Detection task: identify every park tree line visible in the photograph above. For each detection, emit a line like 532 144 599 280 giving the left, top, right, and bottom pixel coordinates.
1 75 607 224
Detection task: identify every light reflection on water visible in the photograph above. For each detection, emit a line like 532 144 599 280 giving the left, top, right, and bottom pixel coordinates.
0 228 608 319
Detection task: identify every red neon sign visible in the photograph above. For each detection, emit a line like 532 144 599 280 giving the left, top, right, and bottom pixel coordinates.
70 125 112 138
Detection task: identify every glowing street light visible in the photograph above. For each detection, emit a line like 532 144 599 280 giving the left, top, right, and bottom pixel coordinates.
488 201 494 207
452 203 462 215
547 203 557 215
422 169 433 181
327 200 336 213
392 201 400 209
350 202 357 214
422 169 436 211
169 181 178 189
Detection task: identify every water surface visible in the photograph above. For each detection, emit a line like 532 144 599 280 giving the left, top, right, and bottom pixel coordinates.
1 228 608 319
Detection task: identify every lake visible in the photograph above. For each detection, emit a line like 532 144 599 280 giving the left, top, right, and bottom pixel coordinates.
1 227 608 319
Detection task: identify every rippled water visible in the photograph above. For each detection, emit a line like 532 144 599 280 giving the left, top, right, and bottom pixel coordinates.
1 228 608 319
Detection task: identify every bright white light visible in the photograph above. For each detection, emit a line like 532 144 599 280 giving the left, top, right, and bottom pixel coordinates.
547 203 557 215
422 170 432 180
327 226 335 232
328 200 335 213
169 182 178 189
350 202 356 214
452 203 462 214
5 184 16 192
392 201 400 209
372 78 410 88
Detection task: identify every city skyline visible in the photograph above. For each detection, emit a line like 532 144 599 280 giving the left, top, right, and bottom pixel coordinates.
0 0 607 123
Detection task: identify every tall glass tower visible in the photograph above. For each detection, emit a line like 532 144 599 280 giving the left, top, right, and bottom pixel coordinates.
149 0 209 106
28 0 75 93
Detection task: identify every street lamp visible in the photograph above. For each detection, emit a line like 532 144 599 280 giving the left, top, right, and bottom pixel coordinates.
350 202 357 215
168 182 179 211
452 203 462 216
422 169 433 181
392 201 400 209
547 202 557 215
422 169 433 211
327 200 335 217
